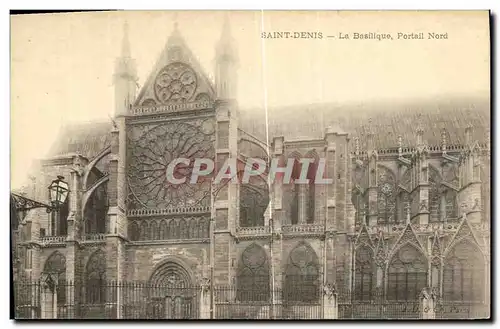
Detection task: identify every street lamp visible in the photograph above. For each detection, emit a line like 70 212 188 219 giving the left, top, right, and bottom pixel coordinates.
11 175 69 214
48 175 69 208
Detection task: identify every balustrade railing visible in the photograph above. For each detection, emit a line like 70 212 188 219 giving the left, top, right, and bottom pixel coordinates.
131 101 213 115
82 233 106 242
282 224 324 234
39 236 66 245
236 226 270 235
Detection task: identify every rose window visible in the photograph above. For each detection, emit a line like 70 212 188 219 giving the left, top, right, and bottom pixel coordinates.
154 62 198 104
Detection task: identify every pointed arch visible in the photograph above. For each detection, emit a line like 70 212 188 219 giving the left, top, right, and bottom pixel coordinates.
149 259 193 288
429 165 458 222
284 242 320 302
85 250 106 305
44 251 66 274
353 190 368 226
128 221 140 241
168 219 178 239
239 179 269 228
428 165 441 222
188 218 198 239
147 258 197 319
443 239 485 302
159 219 167 240
396 190 410 224
139 221 149 241
149 220 159 241
43 251 66 306
377 165 397 223
354 245 375 301
304 150 319 224
288 151 302 225
236 243 270 302
481 165 490 223
387 243 428 301
178 219 188 239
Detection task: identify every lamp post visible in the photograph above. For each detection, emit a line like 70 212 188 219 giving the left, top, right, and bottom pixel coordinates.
11 175 70 300
11 175 69 214
47 176 70 236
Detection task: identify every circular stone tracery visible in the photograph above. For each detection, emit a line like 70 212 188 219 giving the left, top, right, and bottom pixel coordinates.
154 62 197 104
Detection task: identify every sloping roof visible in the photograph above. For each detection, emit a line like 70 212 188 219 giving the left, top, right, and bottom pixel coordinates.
46 97 490 160
48 120 113 159
239 97 490 150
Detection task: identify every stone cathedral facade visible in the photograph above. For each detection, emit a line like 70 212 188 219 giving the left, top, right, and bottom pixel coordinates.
13 17 490 319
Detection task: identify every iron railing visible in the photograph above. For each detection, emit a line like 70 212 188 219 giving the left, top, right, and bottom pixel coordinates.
12 280 490 320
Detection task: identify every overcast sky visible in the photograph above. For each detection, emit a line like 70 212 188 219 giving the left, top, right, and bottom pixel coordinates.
10 10 490 189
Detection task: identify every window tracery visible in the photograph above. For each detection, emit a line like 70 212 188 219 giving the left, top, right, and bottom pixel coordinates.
354 246 374 300
353 191 368 226
85 250 106 305
429 166 458 222
83 183 108 235
236 243 270 302
443 240 485 302
43 251 66 305
377 166 397 223
239 183 269 228
284 243 320 303
126 120 214 210
154 62 197 104
387 244 427 301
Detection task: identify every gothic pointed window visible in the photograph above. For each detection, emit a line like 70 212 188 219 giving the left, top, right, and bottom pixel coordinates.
236 243 270 302
378 167 396 223
444 189 458 218
140 221 149 240
429 166 458 222
149 220 158 241
397 191 410 224
387 244 428 301
85 250 106 305
129 221 139 241
354 246 375 301
284 243 320 303
304 151 319 224
429 167 441 222
239 179 269 228
443 240 485 302
43 251 66 306
83 183 108 235
481 166 490 223
289 154 302 225
159 220 167 240
353 191 368 226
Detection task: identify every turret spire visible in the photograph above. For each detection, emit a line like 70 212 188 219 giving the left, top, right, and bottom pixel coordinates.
121 20 131 58
114 20 137 116
215 12 239 100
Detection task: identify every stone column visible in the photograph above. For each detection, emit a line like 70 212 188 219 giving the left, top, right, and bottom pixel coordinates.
65 157 84 319
413 152 430 225
323 283 338 319
40 273 58 319
297 185 307 224
199 278 211 319
419 287 436 320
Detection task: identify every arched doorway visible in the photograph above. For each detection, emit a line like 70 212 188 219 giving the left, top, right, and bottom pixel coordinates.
147 261 196 319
